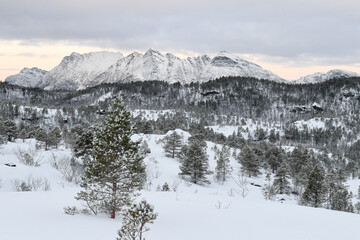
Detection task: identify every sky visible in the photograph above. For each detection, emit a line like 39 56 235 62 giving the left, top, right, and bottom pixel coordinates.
1 0 360 81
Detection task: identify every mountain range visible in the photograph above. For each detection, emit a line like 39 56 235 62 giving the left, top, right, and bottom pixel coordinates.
4 49 360 90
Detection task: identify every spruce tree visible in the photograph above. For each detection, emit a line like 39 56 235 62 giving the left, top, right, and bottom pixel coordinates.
273 161 291 194
76 99 145 219
301 166 326 208
179 140 211 185
163 131 183 158
215 145 232 184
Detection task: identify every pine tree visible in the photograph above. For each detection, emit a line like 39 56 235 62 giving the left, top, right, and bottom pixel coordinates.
273 161 291 194
179 140 211 185
215 145 232 184
48 127 62 148
268 129 277 143
301 166 326 208
117 200 158 240
238 146 261 177
35 127 49 150
3 119 17 142
76 99 145 219
324 171 353 212
73 128 94 162
163 131 183 158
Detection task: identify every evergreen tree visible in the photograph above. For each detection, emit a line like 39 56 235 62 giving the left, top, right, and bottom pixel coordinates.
215 145 232 184
3 119 17 142
301 166 326 208
238 146 261 177
265 146 284 173
325 171 353 212
273 161 291 194
48 127 62 149
35 127 49 150
268 129 277 143
18 128 28 142
179 140 211 185
73 128 94 162
76 99 145 219
162 131 183 158
117 200 158 240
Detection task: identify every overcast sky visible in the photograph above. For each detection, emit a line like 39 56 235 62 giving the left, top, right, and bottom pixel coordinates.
1 0 360 81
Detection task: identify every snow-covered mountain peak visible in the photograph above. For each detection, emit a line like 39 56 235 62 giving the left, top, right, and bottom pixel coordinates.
144 48 162 56
37 51 124 90
6 50 287 90
295 69 360 84
5 67 48 88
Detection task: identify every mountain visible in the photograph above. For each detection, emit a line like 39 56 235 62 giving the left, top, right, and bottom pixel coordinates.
294 69 360 84
202 51 285 82
94 50 285 86
36 51 124 90
5 67 48 88
5 50 285 90
93 49 212 85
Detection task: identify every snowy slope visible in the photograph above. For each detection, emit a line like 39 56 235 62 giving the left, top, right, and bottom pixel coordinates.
36 51 124 90
295 69 360 84
5 67 48 88
1 133 360 240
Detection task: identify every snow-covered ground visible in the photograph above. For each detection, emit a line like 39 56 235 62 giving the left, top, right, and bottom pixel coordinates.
1 131 360 240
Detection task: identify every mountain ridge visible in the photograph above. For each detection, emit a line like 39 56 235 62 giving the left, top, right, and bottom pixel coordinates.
5 50 285 90
5 49 360 90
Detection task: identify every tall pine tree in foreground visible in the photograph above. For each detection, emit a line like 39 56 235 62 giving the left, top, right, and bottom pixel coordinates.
76 99 145 219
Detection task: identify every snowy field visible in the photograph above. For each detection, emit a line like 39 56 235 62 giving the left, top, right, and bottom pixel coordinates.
1 131 360 240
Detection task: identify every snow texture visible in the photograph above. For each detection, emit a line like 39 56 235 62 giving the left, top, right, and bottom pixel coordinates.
6 49 285 90
1 131 360 240
294 69 360 84
5 67 48 88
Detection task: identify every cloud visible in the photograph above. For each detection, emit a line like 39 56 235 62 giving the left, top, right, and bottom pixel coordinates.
0 0 360 67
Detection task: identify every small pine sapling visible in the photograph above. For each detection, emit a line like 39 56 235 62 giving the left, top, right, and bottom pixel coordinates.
117 200 158 240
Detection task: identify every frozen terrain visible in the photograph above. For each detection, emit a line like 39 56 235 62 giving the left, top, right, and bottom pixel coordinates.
1 130 360 240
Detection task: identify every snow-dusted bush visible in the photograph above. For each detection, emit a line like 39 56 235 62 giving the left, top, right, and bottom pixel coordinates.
63 206 79 215
11 176 51 192
14 145 42 167
232 173 250 198
50 153 82 184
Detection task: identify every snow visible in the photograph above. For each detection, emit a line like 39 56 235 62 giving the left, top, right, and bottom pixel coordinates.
294 69 360 84
1 133 360 240
38 51 124 90
9 49 286 90
293 117 342 130
132 109 178 121
5 67 48 87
